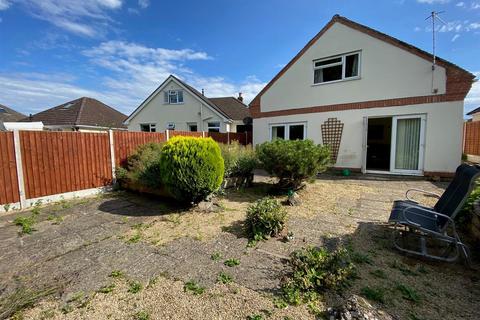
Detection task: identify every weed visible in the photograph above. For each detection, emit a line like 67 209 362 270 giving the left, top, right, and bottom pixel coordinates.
370 269 387 279
67 291 84 303
13 216 36 235
273 297 288 309
109 270 124 278
247 314 264 320
217 272 233 284
409 313 425 320
390 260 418 276
0 286 57 319
417 265 428 274
396 284 420 303
184 280 205 295
97 283 115 294
166 214 181 225
281 247 356 306
60 304 73 314
128 281 143 294
211 252 222 261
361 286 386 303
224 258 240 267
135 310 150 320
47 214 64 225
4 204 11 212
350 251 373 265
121 217 129 224
58 199 72 209
127 233 142 244
39 308 55 319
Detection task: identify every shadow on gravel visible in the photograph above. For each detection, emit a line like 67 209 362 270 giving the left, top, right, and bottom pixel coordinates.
98 193 185 217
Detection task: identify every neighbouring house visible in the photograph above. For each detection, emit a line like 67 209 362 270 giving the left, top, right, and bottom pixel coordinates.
250 15 474 177
22 97 128 132
0 104 26 131
467 106 480 122
125 75 251 133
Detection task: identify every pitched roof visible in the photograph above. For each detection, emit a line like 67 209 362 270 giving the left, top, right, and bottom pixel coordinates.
209 97 250 120
250 14 475 107
467 106 480 116
125 75 250 123
23 97 127 129
0 104 26 122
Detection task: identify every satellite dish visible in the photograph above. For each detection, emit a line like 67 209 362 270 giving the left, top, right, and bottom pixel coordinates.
243 117 253 125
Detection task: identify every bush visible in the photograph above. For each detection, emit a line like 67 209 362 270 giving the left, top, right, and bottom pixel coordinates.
246 197 287 242
256 139 331 190
281 247 356 305
160 136 224 203
116 142 164 189
458 182 480 224
219 142 257 178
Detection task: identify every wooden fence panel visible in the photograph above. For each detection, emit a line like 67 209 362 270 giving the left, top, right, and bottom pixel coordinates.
0 132 19 205
20 131 112 199
113 131 166 166
464 122 480 156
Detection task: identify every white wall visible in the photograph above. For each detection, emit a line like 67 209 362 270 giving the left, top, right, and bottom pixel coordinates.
253 101 464 174
261 22 446 112
127 81 230 132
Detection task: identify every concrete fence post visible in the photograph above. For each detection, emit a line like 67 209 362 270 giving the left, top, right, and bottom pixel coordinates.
166 129 170 141
202 131 205 138
13 130 27 209
108 130 116 183
227 131 230 144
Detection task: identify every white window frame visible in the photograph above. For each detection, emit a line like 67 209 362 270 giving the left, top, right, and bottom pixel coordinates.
207 121 221 132
140 123 156 132
165 90 184 104
269 122 307 141
312 51 361 85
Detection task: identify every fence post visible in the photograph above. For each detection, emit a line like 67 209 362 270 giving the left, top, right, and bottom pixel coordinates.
166 129 169 141
13 130 27 209
202 131 205 138
108 130 116 183
227 131 230 144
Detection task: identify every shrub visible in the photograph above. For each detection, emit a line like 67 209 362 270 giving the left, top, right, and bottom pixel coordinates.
458 182 480 224
219 141 257 178
256 139 331 190
160 137 224 203
281 247 356 305
116 142 164 189
246 198 287 242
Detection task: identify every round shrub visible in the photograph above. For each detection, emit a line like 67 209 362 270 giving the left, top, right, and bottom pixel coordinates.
246 197 287 241
256 139 331 190
160 136 224 203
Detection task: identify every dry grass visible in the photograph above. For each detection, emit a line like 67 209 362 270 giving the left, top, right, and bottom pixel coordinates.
21 276 313 320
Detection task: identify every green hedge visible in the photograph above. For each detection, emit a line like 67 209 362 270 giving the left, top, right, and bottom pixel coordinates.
160 136 224 203
219 141 257 178
256 139 331 190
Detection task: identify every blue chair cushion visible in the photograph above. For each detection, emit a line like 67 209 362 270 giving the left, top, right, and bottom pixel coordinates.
389 200 440 233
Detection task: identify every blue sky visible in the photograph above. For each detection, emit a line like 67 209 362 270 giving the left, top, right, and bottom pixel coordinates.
0 0 479 116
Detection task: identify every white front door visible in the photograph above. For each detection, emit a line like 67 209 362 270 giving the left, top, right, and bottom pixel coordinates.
390 115 426 175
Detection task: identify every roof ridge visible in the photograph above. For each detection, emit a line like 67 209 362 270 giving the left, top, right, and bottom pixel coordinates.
74 97 87 125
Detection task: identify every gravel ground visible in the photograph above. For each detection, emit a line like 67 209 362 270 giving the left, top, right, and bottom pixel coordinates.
1 174 479 320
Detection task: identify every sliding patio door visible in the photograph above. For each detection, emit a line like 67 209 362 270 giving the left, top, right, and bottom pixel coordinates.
390 115 426 175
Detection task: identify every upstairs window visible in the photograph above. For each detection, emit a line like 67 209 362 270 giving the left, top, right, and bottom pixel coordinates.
164 90 184 104
140 123 156 132
313 52 360 84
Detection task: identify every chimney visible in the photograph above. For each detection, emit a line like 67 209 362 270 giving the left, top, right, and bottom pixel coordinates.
237 92 243 102
29 113 33 121
201 89 205 96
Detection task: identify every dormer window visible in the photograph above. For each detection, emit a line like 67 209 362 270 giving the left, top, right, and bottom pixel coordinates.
164 90 184 104
313 52 360 84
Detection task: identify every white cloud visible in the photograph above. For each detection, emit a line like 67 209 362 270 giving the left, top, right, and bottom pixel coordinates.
138 0 149 9
0 0 10 10
456 1 465 6
9 0 124 37
417 0 450 3
451 34 461 41
1 42 266 115
472 2 480 9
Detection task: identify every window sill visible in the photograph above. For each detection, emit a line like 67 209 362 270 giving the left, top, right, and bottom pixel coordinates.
311 76 361 87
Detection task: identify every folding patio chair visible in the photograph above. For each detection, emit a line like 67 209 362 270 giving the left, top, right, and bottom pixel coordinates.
388 164 480 263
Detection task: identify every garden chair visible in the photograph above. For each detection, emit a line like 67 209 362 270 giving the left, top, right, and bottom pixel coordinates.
388 164 480 263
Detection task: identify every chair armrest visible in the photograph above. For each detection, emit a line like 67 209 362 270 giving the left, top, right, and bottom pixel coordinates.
400 205 457 235
406 188 441 202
